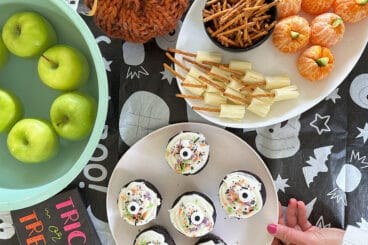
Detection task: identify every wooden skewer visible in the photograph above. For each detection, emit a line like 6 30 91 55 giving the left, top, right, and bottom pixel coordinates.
163 63 185 81
182 57 211 72
181 83 207 89
192 106 221 113
167 48 196 57
176 94 203 100
198 76 226 92
165 52 189 73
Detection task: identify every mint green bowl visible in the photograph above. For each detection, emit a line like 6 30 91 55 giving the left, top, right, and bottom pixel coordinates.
0 0 108 210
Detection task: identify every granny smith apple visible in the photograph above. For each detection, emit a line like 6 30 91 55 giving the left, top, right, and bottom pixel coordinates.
0 35 9 69
38 45 90 91
50 92 97 140
7 118 59 163
0 89 23 133
2 12 57 58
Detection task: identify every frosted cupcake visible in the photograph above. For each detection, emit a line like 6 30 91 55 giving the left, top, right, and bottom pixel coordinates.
169 192 216 238
218 171 265 219
195 234 227 244
165 131 210 175
118 179 161 226
133 225 175 245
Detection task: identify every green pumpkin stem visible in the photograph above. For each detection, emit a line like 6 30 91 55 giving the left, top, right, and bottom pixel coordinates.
316 57 329 67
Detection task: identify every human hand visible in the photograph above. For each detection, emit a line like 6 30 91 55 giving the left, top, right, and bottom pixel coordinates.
267 198 345 245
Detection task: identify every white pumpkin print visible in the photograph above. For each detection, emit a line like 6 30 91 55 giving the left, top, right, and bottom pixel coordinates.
256 115 301 159
119 91 170 146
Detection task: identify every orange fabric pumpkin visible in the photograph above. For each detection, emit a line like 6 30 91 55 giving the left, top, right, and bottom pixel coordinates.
85 0 189 43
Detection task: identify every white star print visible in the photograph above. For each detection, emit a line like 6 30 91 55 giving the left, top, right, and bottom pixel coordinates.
316 216 331 228
274 174 290 193
310 113 331 135
160 64 176 85
357 218 368 231
103 57 112 72
325 88 341 104
356 123 368 144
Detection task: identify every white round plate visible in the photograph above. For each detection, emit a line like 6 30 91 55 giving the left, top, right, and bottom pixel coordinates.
106 123 278 244
175 0 368 128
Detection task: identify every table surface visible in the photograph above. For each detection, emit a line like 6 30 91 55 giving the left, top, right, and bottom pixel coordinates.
1 1 368 244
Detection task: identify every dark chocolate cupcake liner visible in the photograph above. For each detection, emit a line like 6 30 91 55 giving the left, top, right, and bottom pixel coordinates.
195 233 227 245
133 225 176 245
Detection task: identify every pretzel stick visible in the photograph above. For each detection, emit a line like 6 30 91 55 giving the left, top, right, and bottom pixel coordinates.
202 60 225 67
167 48 196 57
199 76 226 92
182 57 211 72
163 63 185 81
231 75 248 86
223 93 250 105
165 52 189 73
219 65 245 76
181 83 207 89
192 106 221 113
176 94 203 100
240 82 266 91
206 0 220 7
203 9 229 22
207 72 231 83
245 93 274 98
220 0 246 24
213 13 245 37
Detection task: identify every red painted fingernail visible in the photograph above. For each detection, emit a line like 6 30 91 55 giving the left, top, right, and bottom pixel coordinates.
267 224 277 234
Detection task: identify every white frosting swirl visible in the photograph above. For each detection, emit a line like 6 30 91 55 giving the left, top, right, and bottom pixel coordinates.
165 132 210 175
118 181 161 226
198 241 225 245
134 230 168 245
219 172 263 219
169 193 215 238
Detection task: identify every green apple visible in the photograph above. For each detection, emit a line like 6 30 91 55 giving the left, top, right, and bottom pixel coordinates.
7 118 59 163
2 12 57 58
0 34 9 69
38 45 90 91
50 92 97 140
0 89 23 133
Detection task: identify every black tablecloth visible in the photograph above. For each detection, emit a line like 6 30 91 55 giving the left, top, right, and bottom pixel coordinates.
1 1 368 244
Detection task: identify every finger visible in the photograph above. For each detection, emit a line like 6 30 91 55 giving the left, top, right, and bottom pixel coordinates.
278 202 284 225
267 224 312 245
271 238 281 245
286 198 298 227
297 201 313 231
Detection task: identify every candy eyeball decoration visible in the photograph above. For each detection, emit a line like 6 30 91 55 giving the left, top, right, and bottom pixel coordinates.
165 132 210 175
169 192 216 238
118 180 161 226
219 171 265 219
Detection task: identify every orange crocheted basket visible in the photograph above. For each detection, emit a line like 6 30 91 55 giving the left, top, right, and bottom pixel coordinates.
85 0 189 43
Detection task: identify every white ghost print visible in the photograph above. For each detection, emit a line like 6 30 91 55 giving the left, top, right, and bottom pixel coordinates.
119 91 170 146
350 74 368 109
155 21 182 50
0 211 15 240
255 115 301 159
87 206 115 245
